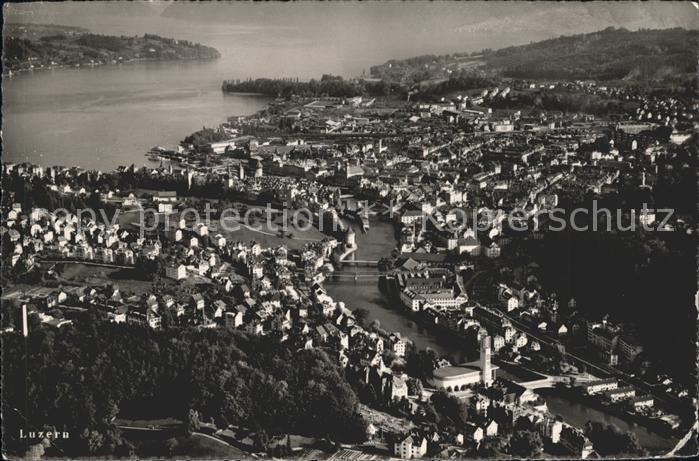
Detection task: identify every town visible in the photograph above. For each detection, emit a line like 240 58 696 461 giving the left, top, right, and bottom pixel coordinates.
2 19 698 459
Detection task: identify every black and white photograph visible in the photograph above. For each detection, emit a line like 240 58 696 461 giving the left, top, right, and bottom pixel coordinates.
1 1 698 459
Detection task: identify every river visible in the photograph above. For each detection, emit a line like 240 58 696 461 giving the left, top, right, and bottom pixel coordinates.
540 389 677 454
326 220 678 451
324 219 462 357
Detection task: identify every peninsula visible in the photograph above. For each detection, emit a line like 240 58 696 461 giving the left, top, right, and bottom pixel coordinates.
3 23 221 73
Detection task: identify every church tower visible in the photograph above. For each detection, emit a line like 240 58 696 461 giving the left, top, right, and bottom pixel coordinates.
480 336 493 387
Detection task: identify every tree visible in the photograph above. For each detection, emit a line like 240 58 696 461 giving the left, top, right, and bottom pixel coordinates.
378 257 393 272
352 308 369 327
584 421 644 456
477 438 503 458
407 378 424 397
2 323 367 456
514 415 536 432
508 430 543 458
421 402 439 425
164 437 179 456
25 442 47 461
431 390 469 427
382 349 397 366
185 408 200 435
253 429 269 452
114 441 135 458
406 349 438 381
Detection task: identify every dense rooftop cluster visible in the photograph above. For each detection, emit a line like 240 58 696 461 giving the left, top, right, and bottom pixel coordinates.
2 68 696 459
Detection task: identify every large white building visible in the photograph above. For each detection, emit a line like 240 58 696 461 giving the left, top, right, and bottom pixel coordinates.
430 336 498 392
400 288 468 312
394 435 427 459
583 378 618 395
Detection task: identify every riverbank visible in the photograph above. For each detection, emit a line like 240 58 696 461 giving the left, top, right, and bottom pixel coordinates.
538 386 679 454
323 217 469 357
382 272 480 359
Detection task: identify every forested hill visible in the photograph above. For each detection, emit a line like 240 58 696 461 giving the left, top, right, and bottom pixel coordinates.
221 75 395 98
370 27 697 84
486 27 697 81
3 23 221 73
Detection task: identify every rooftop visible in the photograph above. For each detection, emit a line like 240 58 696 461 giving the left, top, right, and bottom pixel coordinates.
433 361 499 380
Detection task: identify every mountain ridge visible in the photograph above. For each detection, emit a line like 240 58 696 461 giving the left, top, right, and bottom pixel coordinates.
370 27 698 84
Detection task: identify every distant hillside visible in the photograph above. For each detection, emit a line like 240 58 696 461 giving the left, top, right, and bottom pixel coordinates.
3 23 220 73
3 23 88 39
485 27 697 81
371 27 697 84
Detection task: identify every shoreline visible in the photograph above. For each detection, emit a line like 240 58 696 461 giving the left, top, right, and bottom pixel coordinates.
3 56 221 78
538 386 682 442
324 216 474 358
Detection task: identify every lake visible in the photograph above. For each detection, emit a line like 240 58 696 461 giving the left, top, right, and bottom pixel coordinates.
1 7 480 172
2 62 270 171
3 3 559 172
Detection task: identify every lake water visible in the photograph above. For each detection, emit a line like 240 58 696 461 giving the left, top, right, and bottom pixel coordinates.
3 3 562 172
2 7 485 172
6 3 696 171
324 219 461 357
2 62 270 170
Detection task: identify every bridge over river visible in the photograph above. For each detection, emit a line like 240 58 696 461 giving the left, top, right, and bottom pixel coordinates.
323 218 461 356
340 259 379 267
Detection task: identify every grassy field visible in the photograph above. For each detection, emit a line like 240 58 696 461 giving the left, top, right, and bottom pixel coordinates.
115 417 182 429
213 209 328 251
358 403 414 434
56 263 153 295
123 432 248 459
117 417 249 458
120 200 331 252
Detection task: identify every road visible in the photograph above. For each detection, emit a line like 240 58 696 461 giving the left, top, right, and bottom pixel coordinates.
117 425 247 454
665 421 698 457
38 258 134 270
117 425 163 432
